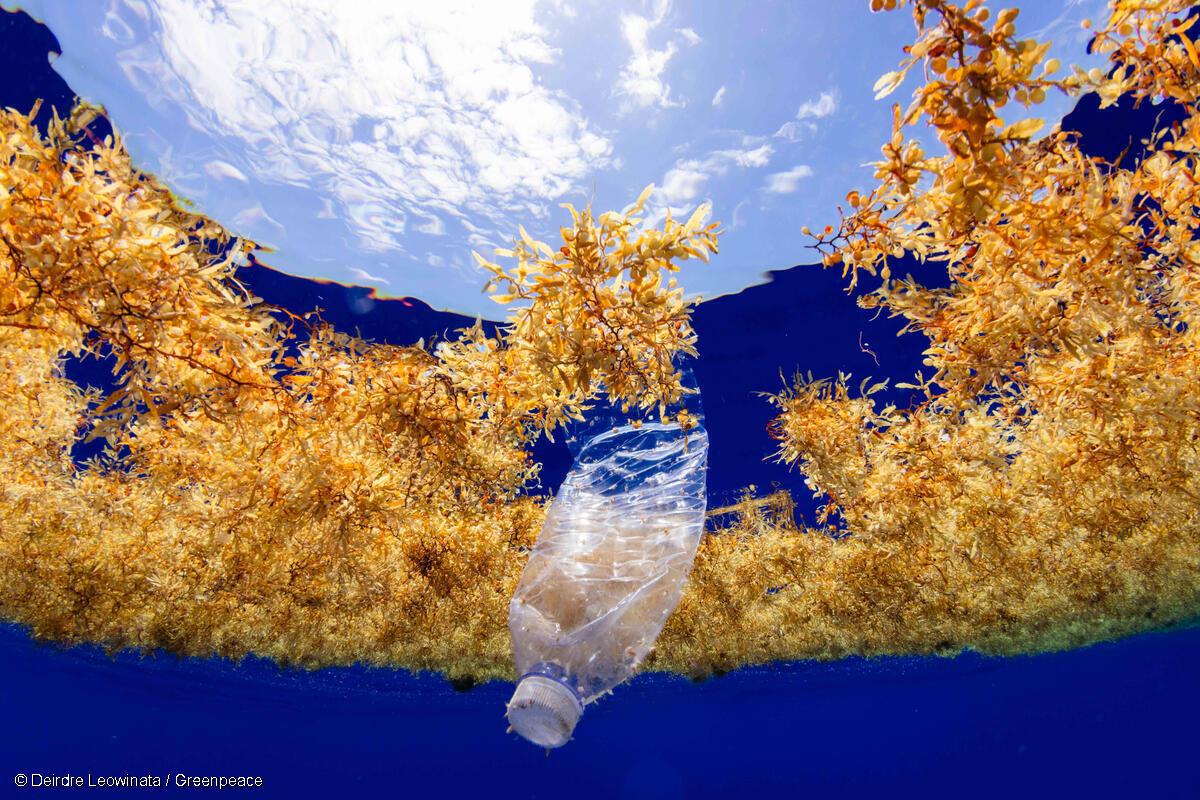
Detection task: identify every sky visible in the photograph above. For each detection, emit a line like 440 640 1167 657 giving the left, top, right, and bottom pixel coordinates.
6 0 1110 319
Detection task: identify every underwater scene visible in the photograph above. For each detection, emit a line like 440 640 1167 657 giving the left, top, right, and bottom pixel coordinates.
1 0 1198 795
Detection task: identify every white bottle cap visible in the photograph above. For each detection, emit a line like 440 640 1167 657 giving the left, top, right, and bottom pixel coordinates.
506 674 584 748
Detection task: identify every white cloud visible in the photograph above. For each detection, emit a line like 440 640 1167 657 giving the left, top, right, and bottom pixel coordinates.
730 198 750 231
672 143 774 179
774 120 817 142
647 138 773 232
616 13 679 110
231 203 285 236
661 167 709 204
795 91 837 119
711 86 726 107
764 165 813 194
349 267 389 283
715 143 773 168
416 213 446 236
613 2 699 111
136 0 613 254
467 231 499 251
205 159 249 182
652 139 774 216
773 90 837 141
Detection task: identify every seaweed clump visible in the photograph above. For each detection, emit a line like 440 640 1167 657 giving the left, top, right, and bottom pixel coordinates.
1 0 1199 683
680 0 1200 677
0 99 717 681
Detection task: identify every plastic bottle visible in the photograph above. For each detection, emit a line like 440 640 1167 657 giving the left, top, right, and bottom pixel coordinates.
505 368 709 748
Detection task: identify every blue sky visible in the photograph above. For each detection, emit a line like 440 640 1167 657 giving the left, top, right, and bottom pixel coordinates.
8 0 1109 319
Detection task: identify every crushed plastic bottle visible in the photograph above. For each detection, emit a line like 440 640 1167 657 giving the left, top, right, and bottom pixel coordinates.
505 367 709 748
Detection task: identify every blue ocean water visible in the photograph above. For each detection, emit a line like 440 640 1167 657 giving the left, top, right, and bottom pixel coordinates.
1 7 1198 797
4 622 1199 797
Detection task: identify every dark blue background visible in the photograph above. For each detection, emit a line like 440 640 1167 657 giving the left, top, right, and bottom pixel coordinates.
1 8 1197 797
3 621 1199 798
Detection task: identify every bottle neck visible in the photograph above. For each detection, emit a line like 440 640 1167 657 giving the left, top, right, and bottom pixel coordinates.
519 662 584 704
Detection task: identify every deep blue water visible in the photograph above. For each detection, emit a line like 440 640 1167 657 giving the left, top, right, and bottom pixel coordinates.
1 7 1198 797
3 622 1199 797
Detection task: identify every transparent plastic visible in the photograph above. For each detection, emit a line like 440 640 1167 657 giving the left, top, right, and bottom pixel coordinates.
506 369 709 747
